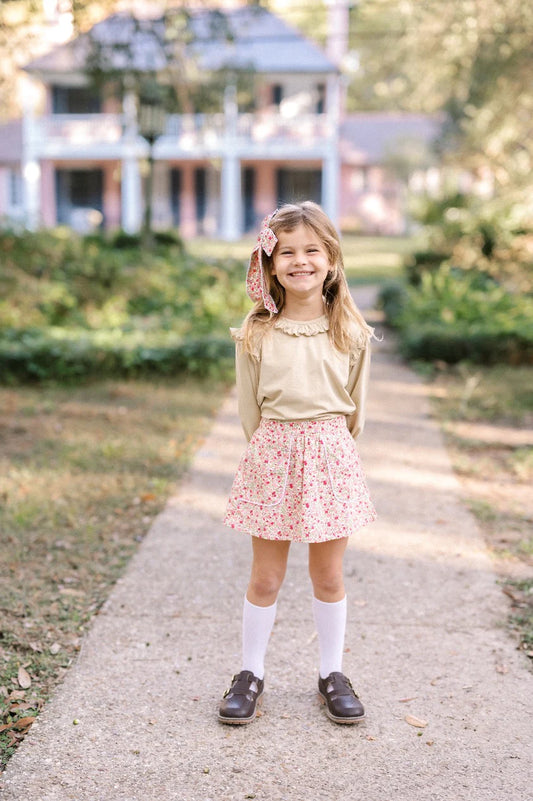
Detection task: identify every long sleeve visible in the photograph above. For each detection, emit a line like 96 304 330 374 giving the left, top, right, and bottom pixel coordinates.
234 341 261 442
345 342 371 440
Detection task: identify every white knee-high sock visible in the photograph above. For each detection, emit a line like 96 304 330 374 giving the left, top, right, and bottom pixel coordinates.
241 596 277 680
312 596 347 679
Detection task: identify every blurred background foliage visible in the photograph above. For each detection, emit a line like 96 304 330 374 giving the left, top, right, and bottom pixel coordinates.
0 230 249 381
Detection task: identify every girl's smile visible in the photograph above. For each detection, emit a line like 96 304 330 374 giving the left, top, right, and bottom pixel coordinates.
271 223 331 303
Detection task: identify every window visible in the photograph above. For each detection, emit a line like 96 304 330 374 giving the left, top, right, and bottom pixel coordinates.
8 169 23 207
272 84 283 107
194 167 207 234
170 169 182 227
316 84 326 114
52 85 101 114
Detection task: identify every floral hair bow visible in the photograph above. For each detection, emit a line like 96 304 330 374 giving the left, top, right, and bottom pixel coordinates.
246 211 279 314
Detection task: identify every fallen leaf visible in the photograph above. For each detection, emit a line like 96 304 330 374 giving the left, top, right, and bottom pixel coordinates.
12 716 35 731
141 492 157 503
426 740 435 746
405 714 428 728
365 735 376 741
0 723 14 734
9 702 33 712
495 663 509 674
17 667 32 690
502 586 525 605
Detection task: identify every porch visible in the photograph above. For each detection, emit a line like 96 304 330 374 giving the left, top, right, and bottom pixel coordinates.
24 110 339 238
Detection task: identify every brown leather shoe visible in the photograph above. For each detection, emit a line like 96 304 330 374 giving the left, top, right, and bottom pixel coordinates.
218 670 264 724
318 672 365 723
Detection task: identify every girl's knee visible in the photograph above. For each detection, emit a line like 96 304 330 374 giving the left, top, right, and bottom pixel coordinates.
309 567 344 600
248 569 285 604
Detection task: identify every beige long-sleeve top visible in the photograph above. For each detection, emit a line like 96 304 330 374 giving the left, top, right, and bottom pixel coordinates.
232 314 370 442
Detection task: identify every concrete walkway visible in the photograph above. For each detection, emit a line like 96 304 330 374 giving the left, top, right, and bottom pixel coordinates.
1 294 532 801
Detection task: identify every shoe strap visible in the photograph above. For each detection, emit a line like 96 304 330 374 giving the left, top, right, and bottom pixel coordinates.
226 672 260 698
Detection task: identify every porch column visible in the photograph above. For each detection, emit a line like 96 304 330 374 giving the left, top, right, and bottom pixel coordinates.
21 92 41 230
323 149 339 226
322 74 341 226
221 154 241 240
121 154 142 233
221 85 241 240
121 89 142 233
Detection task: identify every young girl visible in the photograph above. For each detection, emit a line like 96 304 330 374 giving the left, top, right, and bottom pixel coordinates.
219 201 376 725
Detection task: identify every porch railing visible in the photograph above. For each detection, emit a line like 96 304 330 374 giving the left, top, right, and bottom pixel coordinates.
32 111 333 154
39 113 124 144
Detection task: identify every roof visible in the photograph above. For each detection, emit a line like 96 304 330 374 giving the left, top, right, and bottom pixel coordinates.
25 6 337 79
340 113 443 165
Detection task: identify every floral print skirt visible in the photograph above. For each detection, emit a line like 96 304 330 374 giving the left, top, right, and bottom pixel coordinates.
224 417 376 543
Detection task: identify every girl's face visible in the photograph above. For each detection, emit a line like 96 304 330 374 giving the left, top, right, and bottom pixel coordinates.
271 223 331 303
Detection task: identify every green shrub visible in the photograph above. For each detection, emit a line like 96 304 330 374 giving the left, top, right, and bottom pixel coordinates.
0 230 248 382
153 229 184 250
381 266 533 365
404 249 449 286
110 230 143 249
0 328 234 383
377 280 410 327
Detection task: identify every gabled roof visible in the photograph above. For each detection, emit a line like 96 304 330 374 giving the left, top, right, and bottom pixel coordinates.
25 6 337 79
340 113 443 165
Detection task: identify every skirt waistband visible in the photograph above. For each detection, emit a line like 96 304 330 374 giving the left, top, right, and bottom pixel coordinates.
259 416 347 432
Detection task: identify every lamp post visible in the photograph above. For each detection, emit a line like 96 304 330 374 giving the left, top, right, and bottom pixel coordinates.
138 101 166 247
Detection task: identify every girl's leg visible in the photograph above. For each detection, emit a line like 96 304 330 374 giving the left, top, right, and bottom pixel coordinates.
309 537 364 722
308 537 348 677
308 536 348 602
243 537 290 678
247 536 291 606
219 537 290 724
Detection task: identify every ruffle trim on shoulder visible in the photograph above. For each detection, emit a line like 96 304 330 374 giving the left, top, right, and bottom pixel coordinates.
274 315 329 337
229 326 244 342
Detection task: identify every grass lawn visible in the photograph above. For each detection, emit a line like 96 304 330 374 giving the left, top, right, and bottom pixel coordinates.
0 377 227 769
429 364 533 660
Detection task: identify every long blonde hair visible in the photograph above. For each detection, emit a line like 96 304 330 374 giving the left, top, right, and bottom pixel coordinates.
241 201 373 356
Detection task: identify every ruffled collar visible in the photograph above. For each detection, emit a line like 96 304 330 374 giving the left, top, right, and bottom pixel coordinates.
274 314 329 336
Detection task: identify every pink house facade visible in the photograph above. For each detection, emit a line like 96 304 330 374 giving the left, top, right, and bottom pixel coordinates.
0 6 441 239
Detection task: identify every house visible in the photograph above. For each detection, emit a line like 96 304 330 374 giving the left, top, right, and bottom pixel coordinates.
0 5 441 239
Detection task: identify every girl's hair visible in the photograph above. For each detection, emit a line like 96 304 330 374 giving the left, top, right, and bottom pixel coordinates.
241 201 374 356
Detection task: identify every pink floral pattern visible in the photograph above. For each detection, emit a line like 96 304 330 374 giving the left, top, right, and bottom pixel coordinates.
246 212 279 314
224 417 376 542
